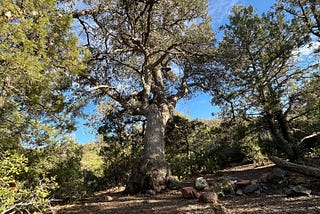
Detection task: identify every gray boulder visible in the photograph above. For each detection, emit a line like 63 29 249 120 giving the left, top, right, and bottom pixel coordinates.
285 185 311 197
267 168 287 184
243 184 261 194
195 177 209 191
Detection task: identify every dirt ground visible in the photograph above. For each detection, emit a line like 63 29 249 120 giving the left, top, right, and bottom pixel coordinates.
52 163 320 214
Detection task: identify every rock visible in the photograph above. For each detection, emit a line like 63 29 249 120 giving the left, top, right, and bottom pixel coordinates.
267 168 287 184
225 177 240 183
236 188 244 196
243 184 261 194
285 185 311 197
236 180 252 185
194 177 209 191
167 176 181 190
105 196 113 202
198 192 218 204
261 183 283 195
254 189 261 195
290 176 307 185
181 187 200 199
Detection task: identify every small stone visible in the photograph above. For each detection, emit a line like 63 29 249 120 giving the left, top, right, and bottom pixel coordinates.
198 192 218 204
105 196 113 202
181 187 200 199
291 176 307 185
285 185 311 197
236 188 244 196
254 189 261 195
243 184 261 194
268 168 286 184
195 177 209 191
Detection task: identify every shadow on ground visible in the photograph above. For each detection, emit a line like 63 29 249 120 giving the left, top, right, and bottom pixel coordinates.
53 164 320 214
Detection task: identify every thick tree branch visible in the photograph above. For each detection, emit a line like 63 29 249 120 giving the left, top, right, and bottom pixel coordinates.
269 156 320 179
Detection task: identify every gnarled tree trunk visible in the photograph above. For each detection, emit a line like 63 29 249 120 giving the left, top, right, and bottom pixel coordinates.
125 103 172 194
265 112 296 160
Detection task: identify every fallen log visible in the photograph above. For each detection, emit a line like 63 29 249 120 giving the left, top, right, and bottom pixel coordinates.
269 156 320 179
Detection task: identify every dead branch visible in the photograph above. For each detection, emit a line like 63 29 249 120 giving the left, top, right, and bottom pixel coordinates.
299 132 320 145
269 156 320 179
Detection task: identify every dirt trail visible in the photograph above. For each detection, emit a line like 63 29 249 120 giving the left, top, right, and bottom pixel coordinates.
53 164 320 214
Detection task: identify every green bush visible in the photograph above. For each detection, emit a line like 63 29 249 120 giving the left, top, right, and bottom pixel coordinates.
0 151 56 213
48 142 89 201
99 138 142 188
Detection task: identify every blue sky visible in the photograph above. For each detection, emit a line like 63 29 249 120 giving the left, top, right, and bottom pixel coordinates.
73 0 276 144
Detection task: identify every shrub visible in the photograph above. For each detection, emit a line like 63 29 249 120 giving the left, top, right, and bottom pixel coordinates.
0 151 56 213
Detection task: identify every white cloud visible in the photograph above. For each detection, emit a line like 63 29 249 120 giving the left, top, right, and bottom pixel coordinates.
293 41 320 56
291 40 320 66
208 0 245 24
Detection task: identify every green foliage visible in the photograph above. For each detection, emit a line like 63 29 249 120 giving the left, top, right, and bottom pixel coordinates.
165 114 266 176
81 143 104 178
99 138 142 188
0 0 89 209
210 178 236 196
210 5 319 159
0 0 86 150
278 0 320 39
165 113 213 177
48 142 88 201
0 151 56 213
97 108 144 187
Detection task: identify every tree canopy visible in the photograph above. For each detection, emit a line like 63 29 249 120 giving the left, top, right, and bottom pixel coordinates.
74 0 216 193
278 0 320 39
0 0 86 150
211 5 319 160
0 0 86 212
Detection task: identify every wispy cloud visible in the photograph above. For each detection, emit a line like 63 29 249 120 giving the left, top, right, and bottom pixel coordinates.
293 41 320 56
292 41 320 65
208 0 245 25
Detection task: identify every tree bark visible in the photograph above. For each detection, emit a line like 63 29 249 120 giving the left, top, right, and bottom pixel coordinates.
269 156 320 179
265 112 296 160
125 103 172 194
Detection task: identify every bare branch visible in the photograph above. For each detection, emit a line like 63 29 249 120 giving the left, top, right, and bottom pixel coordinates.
88 85 115 91
299 132 320 145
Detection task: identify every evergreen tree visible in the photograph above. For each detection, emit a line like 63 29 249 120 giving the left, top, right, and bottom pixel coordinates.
211 6 317 160
0 0 86 212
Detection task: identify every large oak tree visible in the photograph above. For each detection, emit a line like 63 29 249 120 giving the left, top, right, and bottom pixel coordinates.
73 0 215 193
